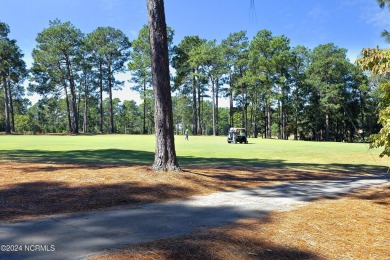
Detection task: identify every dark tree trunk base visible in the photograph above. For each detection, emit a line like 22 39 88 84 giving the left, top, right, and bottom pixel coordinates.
153 163 181 172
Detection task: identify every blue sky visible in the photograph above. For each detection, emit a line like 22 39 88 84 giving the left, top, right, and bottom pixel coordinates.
2 0 390 104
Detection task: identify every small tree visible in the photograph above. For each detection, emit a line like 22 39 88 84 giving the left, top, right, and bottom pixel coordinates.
355 1 390 155
173 36 207 135
31 19 83 134
357 48 390 156
86 27 130 134
0 22 27 134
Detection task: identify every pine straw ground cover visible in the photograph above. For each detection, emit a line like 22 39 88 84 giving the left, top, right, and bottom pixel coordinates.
0 161 379 222
95 184 390 260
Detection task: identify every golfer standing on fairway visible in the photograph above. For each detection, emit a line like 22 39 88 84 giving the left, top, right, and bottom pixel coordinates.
185 129 189 140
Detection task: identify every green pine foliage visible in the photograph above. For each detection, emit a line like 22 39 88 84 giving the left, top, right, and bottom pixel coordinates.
0 20 381 144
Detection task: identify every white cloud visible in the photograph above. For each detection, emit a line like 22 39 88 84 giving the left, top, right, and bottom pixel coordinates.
348 0 390 30
365 8 390 29
307 6 329 21
98 0 126 23
112 71 142 104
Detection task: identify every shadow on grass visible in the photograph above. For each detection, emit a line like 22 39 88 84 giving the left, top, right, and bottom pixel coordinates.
0 149 154 165
0 148 386 174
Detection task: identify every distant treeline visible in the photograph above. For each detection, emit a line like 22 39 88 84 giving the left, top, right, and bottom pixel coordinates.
0 21 381 141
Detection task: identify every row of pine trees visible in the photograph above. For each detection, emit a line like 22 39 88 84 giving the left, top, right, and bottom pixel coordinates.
0 20 381 141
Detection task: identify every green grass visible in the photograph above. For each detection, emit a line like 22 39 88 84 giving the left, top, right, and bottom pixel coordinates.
0 134 389 173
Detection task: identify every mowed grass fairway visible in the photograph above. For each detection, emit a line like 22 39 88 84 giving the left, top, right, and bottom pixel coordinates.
0 134 388 172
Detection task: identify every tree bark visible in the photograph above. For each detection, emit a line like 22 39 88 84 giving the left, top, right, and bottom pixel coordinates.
77 91 81 130
277 99 281 138
215 78 219 135
147 0 180 172
263 101 267 138
325 113 329 141
229 87 234 127
211 77 216 136
294 88 299 140
69 80 78 134
7 81 15 132
241 84 245 129
99 61 104 133
108 61 114 134
197 80 202 135
65 55 78 134
63 83 72 133
360 90 365 142
281 87 287 140
143 79 147 134
266 98 271 138
2 74 10 134
83 76 88 134
192 73 197 135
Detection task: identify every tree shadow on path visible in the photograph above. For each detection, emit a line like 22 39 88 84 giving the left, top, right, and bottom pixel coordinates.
0 173 387 259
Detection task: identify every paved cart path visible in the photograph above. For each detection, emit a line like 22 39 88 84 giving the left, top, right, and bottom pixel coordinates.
0 173 388 260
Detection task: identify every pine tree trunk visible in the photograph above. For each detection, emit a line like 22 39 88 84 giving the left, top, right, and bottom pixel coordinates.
281 88 287 140
263 101 267 138
77 91 81 130
63 83 72 133
107 58 115 134
252 95 258 138
197 82 202 135
294 92 298 140
266 98 271 138
70 81 78 134
277 99 281 139
2 75 10 134
241 85 245 128
99 61 104 133
211 77 216 136
147 0 180 172
215 78 219 136
65 55 78 134
83 80 88 133
143 79 147 134
229 87 234 127
360 91 365 142
325 113 330 141
108 64 114 134
192 73 197 135
8 81 15 132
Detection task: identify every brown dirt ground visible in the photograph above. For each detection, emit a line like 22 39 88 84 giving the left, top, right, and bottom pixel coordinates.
1 162 389 259
95 184 390 260
0 162 372 222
